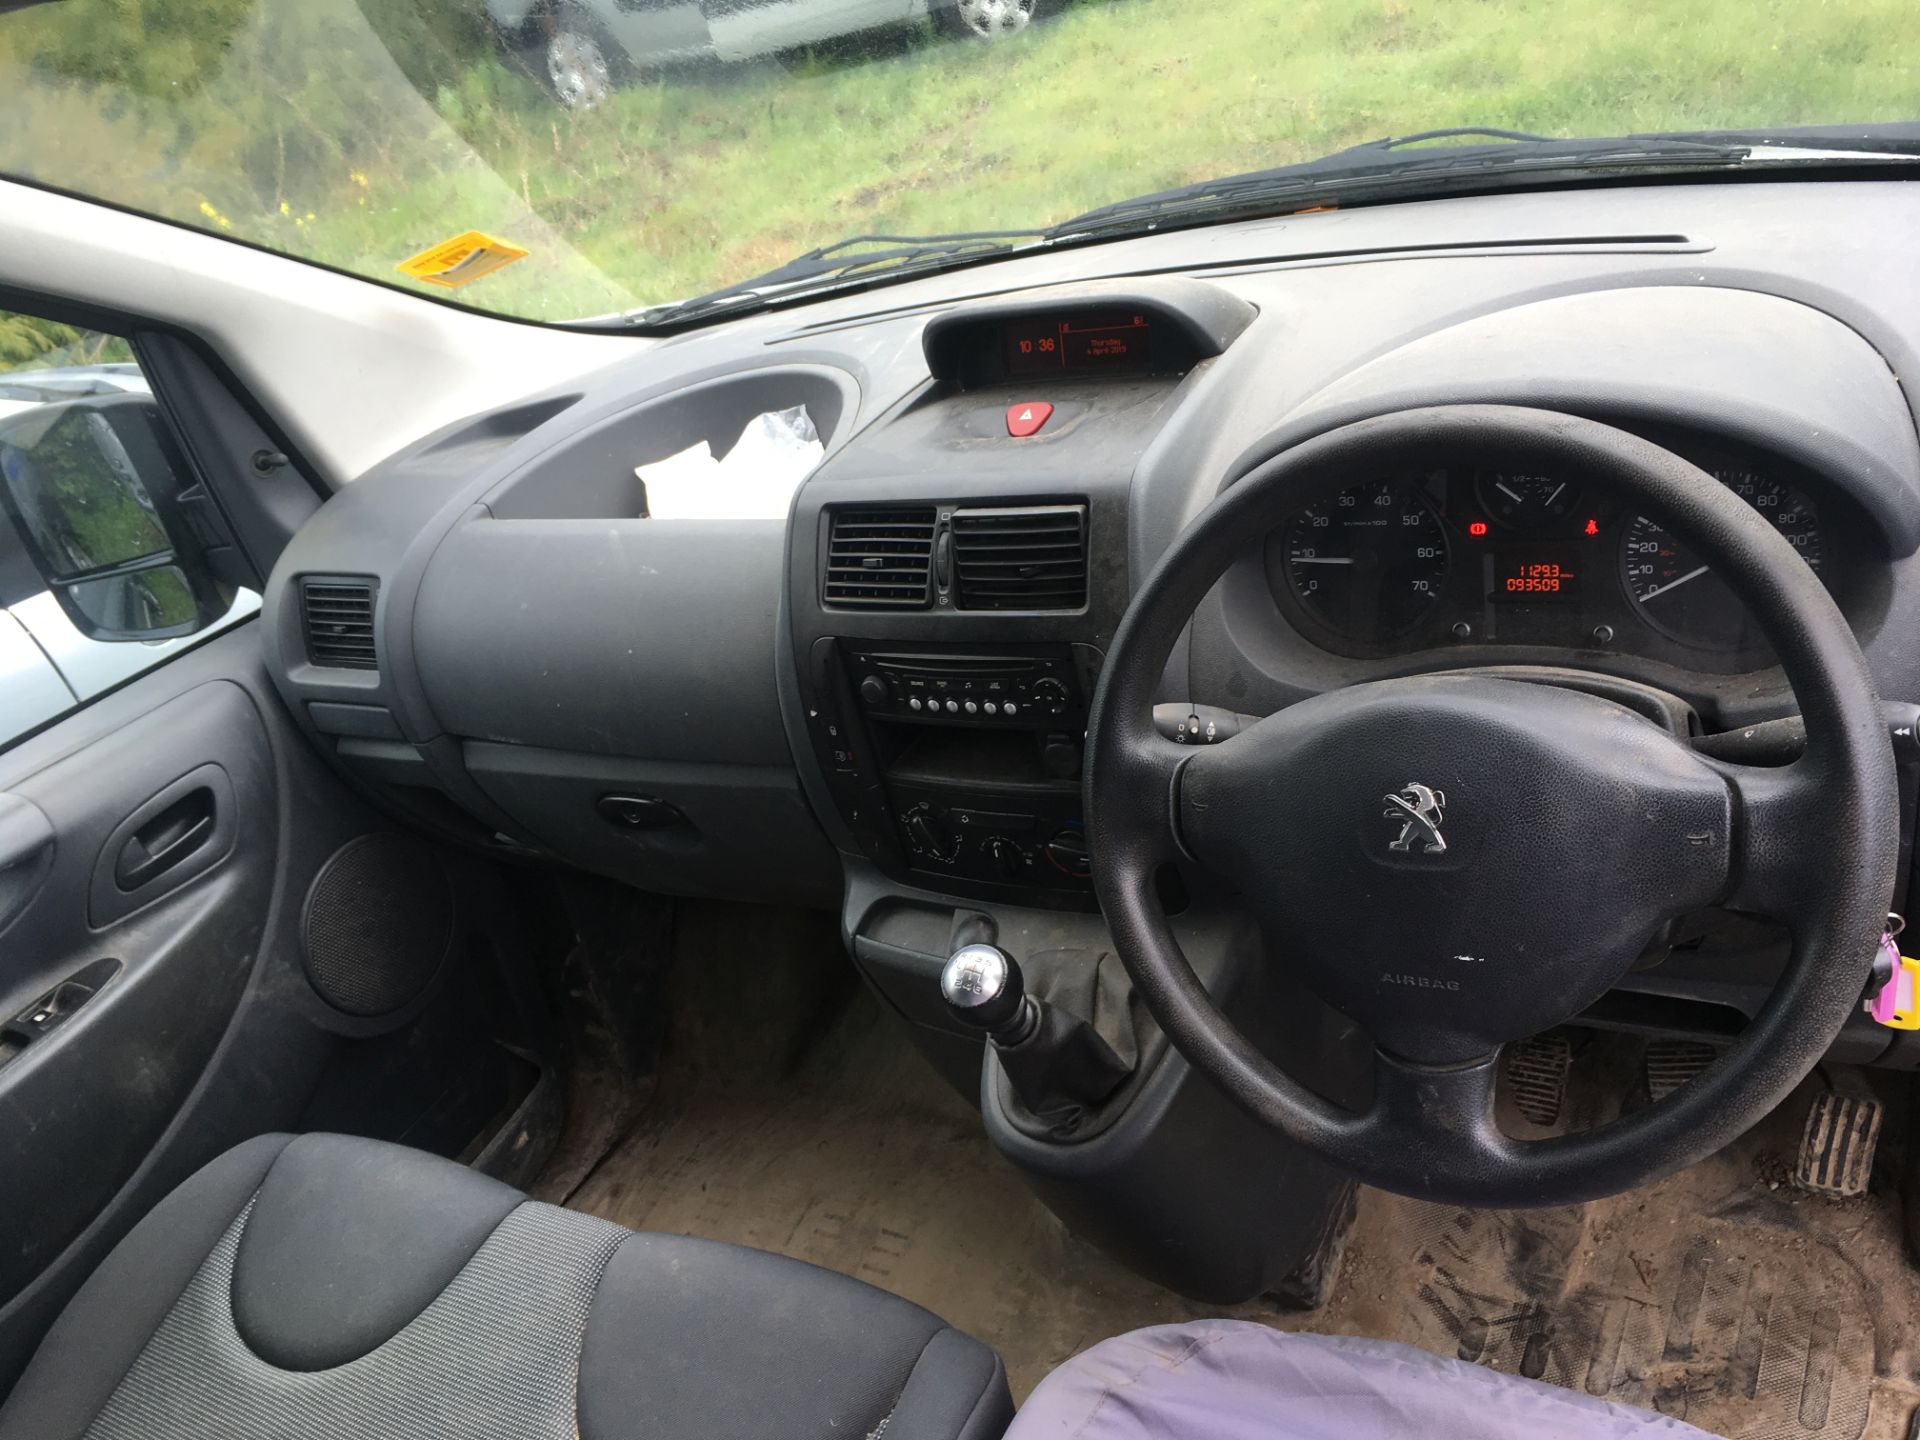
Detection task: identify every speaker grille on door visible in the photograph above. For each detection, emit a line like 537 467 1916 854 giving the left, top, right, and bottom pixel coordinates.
302 834 454 1017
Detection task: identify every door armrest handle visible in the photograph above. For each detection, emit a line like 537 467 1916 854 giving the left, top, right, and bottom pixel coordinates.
115 789 216 891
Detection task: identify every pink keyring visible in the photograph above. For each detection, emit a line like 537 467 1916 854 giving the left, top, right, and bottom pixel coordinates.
1871 931 1909 1025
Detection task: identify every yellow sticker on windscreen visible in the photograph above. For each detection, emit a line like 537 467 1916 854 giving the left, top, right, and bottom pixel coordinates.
396 231 529 289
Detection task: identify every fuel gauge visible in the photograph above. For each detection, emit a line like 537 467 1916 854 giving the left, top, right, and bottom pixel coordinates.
1476 471 1583 532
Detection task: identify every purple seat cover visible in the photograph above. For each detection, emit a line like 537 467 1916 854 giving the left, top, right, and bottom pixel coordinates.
1006 1321 1716 1440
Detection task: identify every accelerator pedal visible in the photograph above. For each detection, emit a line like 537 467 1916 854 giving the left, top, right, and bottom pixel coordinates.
1795 1090 1883 1197
1504 1034 1572 1126
1645 1038 1720 1102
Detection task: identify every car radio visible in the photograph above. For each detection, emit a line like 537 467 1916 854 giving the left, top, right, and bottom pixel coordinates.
800 640 1102 908
842 648 1083 728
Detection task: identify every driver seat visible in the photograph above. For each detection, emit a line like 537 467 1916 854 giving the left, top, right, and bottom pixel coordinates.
1007 1321 1712 1440
0 1133 1014 1440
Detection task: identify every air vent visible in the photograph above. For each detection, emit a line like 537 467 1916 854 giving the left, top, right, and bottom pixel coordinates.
824 508 936 608
952 505 1088 611
301 577 378 670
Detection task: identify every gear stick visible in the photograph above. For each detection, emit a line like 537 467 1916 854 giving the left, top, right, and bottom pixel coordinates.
940 943 1039 1045
940 943 1132 1135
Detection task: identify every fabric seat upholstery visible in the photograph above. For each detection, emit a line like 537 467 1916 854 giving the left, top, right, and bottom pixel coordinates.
0 1132 1013 1440
1005 1320 1713 1439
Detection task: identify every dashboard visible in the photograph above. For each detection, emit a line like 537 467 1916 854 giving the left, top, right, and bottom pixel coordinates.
256 178 1920 1065
1263 436 1857 674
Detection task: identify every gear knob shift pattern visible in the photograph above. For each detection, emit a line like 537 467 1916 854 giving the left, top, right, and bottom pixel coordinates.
940 943 1038 1044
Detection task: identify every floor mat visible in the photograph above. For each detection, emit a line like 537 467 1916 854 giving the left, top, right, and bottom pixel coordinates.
563 986 1920 1439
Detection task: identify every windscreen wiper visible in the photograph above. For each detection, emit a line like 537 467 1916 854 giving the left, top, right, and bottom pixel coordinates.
1052 123 1920 241
603 123 1920 333
1651 119 1920 155
612 229 1048 329
1049 130 1760 240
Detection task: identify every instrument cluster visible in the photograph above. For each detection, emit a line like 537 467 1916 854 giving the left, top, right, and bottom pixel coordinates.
1262 439 1840 673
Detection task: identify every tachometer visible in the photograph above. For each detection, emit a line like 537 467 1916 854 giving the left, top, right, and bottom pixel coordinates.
1620 469 1822 650
1281 480 1449 638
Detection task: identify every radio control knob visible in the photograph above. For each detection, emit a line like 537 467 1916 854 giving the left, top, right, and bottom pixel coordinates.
859 675 890 706
1030 677 1070 714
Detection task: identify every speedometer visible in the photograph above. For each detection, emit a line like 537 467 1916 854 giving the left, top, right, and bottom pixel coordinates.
1280 480 1449 638
1620 468 1822 651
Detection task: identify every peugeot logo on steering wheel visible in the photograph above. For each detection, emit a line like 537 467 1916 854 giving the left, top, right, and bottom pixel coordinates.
1383 782 1448 854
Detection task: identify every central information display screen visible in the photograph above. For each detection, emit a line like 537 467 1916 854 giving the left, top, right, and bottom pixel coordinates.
1491 549 1582 602
1003 312 1154 376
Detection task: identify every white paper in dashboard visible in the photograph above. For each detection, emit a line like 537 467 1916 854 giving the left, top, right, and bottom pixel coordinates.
635 405 824 519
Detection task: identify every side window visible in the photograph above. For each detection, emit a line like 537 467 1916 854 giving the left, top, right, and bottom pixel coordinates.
0 307 260 750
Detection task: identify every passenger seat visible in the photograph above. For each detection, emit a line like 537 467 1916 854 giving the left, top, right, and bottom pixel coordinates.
0 1132 1013 1440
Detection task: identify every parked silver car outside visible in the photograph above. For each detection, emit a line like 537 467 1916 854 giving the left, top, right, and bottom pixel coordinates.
487 0 1040 109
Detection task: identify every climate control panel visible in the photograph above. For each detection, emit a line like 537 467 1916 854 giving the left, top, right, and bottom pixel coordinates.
891 787 1093 893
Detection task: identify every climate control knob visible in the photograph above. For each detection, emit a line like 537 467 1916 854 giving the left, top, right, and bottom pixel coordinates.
903 803 959 864
1043 827 1092 879
982 835 1029 879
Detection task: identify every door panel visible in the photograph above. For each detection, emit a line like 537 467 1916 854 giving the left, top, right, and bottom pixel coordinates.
0 304 573 1402
0 617 576 1400
0 622 483 1397
0 679 274 1301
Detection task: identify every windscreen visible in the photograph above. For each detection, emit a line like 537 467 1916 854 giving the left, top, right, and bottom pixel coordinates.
0 0 1915 323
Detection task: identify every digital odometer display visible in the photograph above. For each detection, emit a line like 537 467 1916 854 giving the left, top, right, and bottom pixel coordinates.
1492 549 1581 602
1004 312 1153 376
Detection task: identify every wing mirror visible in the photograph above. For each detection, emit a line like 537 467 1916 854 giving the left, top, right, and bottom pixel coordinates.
0 393 234 642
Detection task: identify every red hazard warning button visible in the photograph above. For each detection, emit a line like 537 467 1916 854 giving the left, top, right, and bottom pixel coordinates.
1005 401 1054 438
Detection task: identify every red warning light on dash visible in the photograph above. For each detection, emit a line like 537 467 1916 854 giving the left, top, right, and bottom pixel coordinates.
1468 520 1489 537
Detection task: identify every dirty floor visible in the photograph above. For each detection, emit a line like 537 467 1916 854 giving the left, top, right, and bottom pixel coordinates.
559 922 1920 1440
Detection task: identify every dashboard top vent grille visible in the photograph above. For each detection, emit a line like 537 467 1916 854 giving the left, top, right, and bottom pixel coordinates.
301 576 378 670
952 504 1088 612
825 507 936 609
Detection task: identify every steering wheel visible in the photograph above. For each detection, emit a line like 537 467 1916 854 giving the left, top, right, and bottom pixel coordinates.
1084 406 1898 1207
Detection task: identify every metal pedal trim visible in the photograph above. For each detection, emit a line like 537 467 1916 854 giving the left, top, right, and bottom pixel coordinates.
1795 1091 1882 1198
1505 1034 1572 1126
1645 1038 1720 1103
